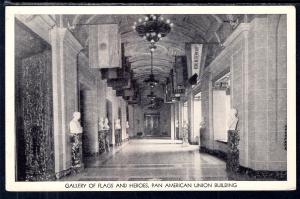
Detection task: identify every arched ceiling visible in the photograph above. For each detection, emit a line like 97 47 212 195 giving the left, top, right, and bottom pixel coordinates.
62 14 244 86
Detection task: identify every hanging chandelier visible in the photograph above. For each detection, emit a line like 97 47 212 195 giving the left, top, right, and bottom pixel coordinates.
144 51 159 87
132 14 174 45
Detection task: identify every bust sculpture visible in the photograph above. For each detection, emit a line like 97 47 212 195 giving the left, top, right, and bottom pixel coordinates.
227 108 239 131
183 120 189 129
99 117 104 131
69 112 83 134
175 120 179 128
199 117 206 129
103 117 110 130
115 119 121 130
182 120 189 144
126 121 129 128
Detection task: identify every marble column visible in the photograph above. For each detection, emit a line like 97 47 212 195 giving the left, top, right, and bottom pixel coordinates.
82 90 98 156
170 104 175 141
50 27 83 177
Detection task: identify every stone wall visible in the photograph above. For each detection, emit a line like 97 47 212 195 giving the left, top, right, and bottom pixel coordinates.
246 15 287 171
200 15 287 171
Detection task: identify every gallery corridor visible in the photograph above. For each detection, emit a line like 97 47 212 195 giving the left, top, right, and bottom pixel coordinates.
61 139 227 181
12 12 288 185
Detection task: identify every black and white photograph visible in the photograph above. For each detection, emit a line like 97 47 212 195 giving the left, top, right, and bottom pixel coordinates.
5 6 296 191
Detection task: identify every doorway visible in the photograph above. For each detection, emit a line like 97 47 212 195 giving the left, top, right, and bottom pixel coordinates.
144 113 160 137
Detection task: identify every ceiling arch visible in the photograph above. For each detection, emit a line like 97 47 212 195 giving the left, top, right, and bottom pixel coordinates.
63 14 231 91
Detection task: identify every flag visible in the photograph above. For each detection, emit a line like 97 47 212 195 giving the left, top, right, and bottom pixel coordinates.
89 24 121 68
191 44 203 77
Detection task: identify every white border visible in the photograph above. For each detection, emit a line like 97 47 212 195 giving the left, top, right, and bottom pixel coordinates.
5 6 296 191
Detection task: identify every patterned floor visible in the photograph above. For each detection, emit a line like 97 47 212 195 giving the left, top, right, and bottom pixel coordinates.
61 139 228 181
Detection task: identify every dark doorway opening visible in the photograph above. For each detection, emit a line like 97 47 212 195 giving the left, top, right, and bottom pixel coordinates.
144 113 160 137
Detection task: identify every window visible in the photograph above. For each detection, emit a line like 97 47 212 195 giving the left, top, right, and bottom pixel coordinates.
193 92 202 143
213 72 231 142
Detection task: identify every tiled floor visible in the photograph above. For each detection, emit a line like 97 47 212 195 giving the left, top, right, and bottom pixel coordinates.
61 139 228 181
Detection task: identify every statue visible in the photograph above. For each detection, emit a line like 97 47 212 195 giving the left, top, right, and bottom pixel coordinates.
103 117 110 130
182 120 189 145
99 117 104 131
69 112 83 169
126 121 129 128
115 119 121 130
183 120 189 129
227 108 239 131
102 117 110 152
199 117 206 129
69 112 83 134
175 120 179 128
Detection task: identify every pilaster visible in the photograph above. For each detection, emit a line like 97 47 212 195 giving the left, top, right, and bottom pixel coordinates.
50 27 83 174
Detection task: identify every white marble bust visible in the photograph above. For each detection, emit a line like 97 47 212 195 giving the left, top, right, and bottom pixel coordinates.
115 119 121 130
69 112 83 134
103 117 110 130
227 108 239 131
175 120 179 128
99 117 104 131
199 117 206 128
183 120 189 129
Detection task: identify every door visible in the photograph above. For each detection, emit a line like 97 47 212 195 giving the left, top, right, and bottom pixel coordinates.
144 114 160 136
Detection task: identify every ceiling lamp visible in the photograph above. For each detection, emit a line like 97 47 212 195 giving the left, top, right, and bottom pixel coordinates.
133 14 173 44
149 43 157 52
147 91 157 99
144 51 159 88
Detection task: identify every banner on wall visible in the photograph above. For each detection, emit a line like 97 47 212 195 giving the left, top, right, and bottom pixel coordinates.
89 24 121 69
191 44 203 78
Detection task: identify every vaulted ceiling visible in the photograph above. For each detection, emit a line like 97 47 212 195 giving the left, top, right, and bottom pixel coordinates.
62 14 245 87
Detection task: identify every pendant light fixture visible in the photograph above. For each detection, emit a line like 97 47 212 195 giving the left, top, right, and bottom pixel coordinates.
144 50 159 88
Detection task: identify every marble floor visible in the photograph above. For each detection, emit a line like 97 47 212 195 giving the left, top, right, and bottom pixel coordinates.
61 139 228 181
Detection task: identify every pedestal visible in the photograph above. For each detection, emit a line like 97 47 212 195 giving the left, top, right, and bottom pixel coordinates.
182 127 189 146
98 130 106 154
199 128 205 147
99 130 110 153
226 130 239 172
71 134 83 172
115 129 121 146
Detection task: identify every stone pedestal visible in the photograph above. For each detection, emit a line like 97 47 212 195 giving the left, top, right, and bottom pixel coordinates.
182 126 189 146
98 130 106 154
99 130 110 153
199 128 205 147
71 134 83 172
227 130 239 172
115 129 121 146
